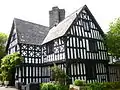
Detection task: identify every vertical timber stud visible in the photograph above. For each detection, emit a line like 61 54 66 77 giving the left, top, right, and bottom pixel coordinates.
106 61 110 82
63 36 71 84
105 39 110 82
19 43 23 83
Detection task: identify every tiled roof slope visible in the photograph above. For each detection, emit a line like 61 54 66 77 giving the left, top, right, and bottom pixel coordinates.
14 18 49 45
42 5 85 44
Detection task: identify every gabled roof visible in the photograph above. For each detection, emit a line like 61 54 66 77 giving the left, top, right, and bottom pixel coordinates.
42 5 83 44
42 5 104 44
14 18 49 45
6 18 49 51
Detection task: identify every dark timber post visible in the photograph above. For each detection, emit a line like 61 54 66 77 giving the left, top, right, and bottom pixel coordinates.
106 62 110 82
63 36 72 84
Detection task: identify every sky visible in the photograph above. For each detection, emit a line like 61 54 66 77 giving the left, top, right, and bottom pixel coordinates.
0 0 120 34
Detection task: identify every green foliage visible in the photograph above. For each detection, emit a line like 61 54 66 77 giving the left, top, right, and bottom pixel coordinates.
1 52 23 70
0 74 2 81
41 83 56 90
51 63 68 85
74 79 84 86
1 52 23 81
40 83 68 90
105 17 120 59
87 82 105 90
1 71 11 81
40 81 120 90
86 81 120 90
0 32 7 60
55 84 68 90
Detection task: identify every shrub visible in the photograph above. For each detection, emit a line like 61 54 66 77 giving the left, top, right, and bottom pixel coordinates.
40 83 68 90
0 74 2 81
51 63 68 85
103 82 114 89
87 81 120 90
41 83 56 90
108 81 120 89
88 82 105 90
1 52 23 82
55 84 68 90
74 80 84 86
114 81 120 89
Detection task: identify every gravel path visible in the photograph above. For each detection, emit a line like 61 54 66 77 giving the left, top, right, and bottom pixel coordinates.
0 87 17 90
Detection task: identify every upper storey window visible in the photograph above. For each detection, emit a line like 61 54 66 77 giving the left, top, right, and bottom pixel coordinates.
89 40 98 52
83 21 90 31
46 41 54 55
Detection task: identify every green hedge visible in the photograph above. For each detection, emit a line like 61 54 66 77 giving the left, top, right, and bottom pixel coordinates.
74 79 84 86
72 79 120 90
40 81 120 90
40 83 68 90
40 83 56 90
86 81 120 90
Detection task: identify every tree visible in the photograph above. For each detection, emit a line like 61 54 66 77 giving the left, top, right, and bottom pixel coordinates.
1 52 23 83
0 32 7 60
51 63 68 85
105 18 120 60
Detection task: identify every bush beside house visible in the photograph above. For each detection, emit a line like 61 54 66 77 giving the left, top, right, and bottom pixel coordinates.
39 64 120 90
70 80 120 90
0 52 23 86
40 64 69 90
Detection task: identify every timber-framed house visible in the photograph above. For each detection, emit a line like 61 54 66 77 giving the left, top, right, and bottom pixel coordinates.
6 5 109 85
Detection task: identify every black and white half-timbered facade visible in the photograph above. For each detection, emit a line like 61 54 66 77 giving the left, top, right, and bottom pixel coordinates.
6 5 110 85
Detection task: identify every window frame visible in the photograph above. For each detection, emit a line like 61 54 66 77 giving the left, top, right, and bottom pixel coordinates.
46 41 54 55
89 39 98 53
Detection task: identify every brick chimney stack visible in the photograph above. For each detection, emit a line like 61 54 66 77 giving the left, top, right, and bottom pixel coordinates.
49 6 65 29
